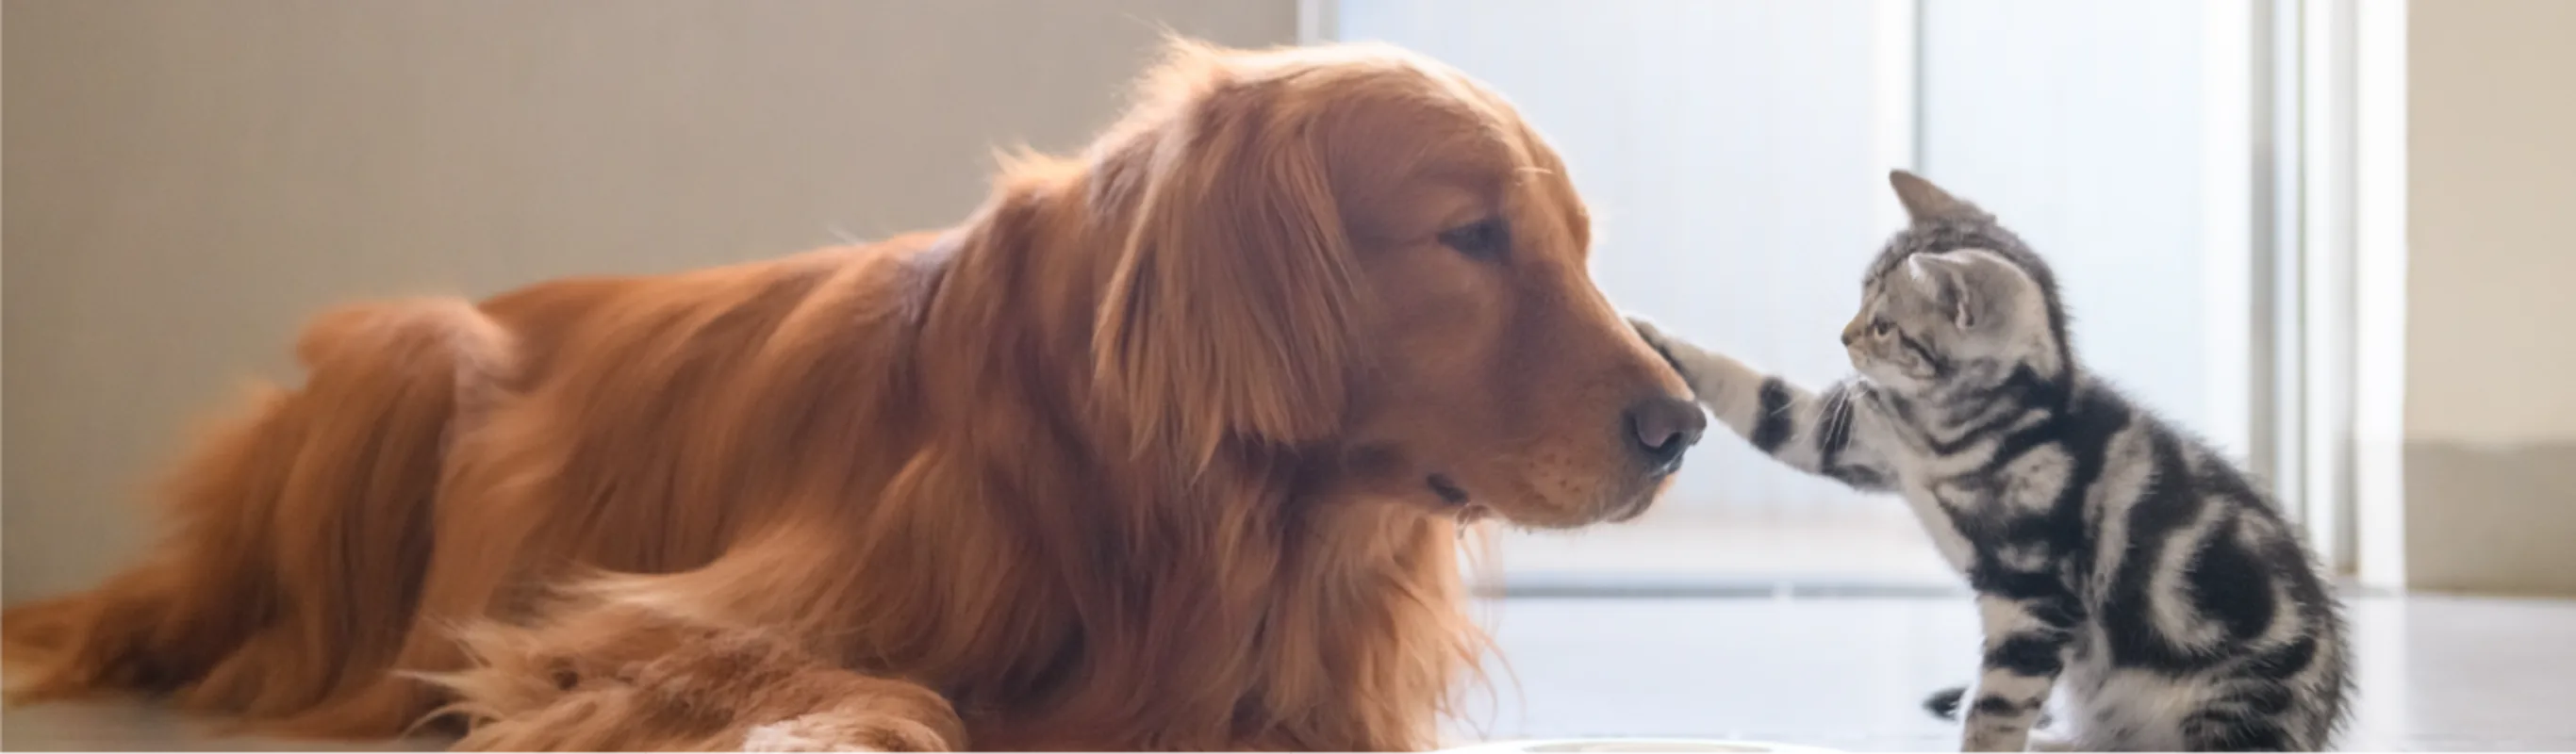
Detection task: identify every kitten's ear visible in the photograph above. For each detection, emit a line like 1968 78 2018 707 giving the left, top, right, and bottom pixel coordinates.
1904 253 1986 329
1889 170 1977 221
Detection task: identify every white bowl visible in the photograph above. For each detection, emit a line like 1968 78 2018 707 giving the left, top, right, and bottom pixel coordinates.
1441 739 1839 753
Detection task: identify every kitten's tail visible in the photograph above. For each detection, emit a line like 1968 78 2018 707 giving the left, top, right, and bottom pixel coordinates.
1924 685 2057 727
1924 686 1967 720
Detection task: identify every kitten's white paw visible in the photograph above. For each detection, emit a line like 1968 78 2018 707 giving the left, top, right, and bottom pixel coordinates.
1626 316 1692 364
1627 314 1721 394
1625 315 1669 343
1957 729 2034 753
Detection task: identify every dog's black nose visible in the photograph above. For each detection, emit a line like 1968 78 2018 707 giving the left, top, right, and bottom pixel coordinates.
1625 396 1707 470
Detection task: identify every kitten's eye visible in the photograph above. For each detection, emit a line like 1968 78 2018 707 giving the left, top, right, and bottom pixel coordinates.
1437 218 1511 259
1871 320 1894 336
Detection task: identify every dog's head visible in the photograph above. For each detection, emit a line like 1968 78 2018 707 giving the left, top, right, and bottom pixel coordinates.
1090 41 1700 529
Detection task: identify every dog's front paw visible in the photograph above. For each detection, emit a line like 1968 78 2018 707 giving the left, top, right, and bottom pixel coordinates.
740 711 952 752
747 715 896 751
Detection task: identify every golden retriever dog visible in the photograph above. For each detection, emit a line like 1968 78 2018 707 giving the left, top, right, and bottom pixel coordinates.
1 40 1704 750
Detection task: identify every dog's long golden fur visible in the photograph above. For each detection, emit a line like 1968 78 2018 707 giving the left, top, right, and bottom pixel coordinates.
2 41 1700 750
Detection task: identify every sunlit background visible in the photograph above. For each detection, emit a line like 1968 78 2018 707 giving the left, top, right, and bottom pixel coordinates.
1343 0 2259 590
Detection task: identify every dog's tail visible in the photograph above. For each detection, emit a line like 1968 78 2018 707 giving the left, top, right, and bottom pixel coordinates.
4 299 510 731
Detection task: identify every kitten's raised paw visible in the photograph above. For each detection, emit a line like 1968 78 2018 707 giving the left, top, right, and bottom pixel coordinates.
1626 316 1692 371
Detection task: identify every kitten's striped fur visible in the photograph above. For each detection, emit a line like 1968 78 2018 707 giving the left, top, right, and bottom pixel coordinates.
1633 172 2350 751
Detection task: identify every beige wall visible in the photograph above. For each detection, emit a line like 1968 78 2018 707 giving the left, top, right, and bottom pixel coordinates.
2401 0 2576 595
1 1 1297 599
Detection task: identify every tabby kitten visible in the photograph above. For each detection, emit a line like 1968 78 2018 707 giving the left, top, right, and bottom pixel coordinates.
1632 172 2351 751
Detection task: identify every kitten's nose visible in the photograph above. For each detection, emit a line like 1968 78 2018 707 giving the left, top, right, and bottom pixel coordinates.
1840 323 1863 346
1625 396 1707 472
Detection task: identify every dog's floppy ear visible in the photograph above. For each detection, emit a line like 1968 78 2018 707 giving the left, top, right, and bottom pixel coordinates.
1094 46 1360 470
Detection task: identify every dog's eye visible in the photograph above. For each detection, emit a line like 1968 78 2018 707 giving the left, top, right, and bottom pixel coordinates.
1437 218 1510 259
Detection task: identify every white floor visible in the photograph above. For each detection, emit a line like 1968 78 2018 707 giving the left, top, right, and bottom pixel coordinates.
6 595 2573 751
1457 595 2576 751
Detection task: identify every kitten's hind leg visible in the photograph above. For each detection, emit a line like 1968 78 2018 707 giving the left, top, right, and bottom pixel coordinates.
1958 593 2079 752
2019 735 2102 751
2182 711 2299 751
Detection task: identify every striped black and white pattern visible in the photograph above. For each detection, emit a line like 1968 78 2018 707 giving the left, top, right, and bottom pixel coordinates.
1631 172 2350 752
